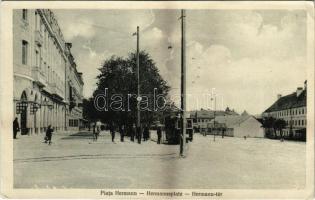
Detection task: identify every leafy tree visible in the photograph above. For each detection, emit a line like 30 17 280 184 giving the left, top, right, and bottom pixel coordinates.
92 51 171 128
262 117 287 140
274 119 287 140
262 116 276 138
82 97 97 121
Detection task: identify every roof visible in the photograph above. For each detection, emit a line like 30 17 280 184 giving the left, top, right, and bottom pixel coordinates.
209 115 251 128
241 110 249 116
264 90 306 113
189 109 239 119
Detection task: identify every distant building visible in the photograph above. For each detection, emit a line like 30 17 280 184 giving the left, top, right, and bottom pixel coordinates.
208 115 264 138
13 9 84 135
262 81 307 139
189 108 239 132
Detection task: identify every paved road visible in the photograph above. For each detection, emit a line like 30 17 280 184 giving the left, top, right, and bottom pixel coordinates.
14 131 306 189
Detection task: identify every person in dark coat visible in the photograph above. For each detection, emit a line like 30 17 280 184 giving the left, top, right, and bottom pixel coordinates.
45 125 54 145
136 126 142 144
13 117 19 139
110 124 115 143
157 126 162 144
143 125 149 141
120 125 125 142
130 124 135 142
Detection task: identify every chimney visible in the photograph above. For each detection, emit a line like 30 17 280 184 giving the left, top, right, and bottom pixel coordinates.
296 87 303 97
304 80 307 90
277 94 282 100
65 42 72 49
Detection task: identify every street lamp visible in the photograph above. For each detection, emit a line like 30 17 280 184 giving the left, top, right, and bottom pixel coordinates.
211 94 216 142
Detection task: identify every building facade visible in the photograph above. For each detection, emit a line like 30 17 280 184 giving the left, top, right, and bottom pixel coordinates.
207 115 264 138
190 108 239 132
13 9 84 135
262 81 307 140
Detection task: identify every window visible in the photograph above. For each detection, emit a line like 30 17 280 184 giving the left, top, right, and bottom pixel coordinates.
40 19 43 33
22 40 28 65
35 11 38 30
35 50 39 67
22 9 28 21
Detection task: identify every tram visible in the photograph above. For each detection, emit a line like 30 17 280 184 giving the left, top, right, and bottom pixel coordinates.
164 114 194 144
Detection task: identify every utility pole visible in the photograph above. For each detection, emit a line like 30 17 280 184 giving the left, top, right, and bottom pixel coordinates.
180 9 186 157
213 95 216 142
136 26 141 144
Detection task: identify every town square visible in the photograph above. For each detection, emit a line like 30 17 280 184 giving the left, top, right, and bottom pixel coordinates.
10 7 310 192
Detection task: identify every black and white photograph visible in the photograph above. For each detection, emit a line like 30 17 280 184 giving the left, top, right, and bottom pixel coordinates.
0 1 314 199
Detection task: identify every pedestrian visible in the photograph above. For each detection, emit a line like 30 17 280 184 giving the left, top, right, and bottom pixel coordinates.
110 124 115 143
130 124 135 142
45 125 54 145
143 125 149 141
136 126 142 144
92 122 97 141
95 120 102 141
157 125 162 144
120 125 125 142
13 117 20 139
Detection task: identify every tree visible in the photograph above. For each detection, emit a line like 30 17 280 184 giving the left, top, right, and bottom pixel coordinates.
82 97 98 122
262 116 276 138
93 51 171 128
274 119 287 141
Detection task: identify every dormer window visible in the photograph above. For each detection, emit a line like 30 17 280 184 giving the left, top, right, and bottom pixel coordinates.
22 9 28 21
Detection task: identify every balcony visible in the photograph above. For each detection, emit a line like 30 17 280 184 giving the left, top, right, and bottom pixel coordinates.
50 83 64 100
32 67 46 87
34 30 43 46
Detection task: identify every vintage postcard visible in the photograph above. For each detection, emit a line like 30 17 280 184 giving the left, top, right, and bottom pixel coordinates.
0 1 314 199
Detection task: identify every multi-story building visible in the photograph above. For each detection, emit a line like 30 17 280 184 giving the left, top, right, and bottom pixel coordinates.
13 9 84 135
262 81 307 139
65 43 84 131
189 107 239 132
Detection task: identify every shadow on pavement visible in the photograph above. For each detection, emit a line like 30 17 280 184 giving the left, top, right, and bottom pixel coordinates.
60 132 94 140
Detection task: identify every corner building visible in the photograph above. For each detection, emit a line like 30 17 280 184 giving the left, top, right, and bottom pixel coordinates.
13 9 84 135
262 81 307 140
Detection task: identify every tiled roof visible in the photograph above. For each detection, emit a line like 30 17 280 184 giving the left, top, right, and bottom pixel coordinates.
264 90 306 113
209 115 251 128
189 110 239 118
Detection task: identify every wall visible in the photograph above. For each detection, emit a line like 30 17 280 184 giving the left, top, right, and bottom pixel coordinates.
233 117 264 138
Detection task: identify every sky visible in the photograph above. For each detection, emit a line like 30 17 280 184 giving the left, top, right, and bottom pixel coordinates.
53 9 307 115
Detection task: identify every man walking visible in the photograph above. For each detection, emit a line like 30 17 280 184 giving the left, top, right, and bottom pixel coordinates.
130 124 136 142
110 124 115 143
136 126 142 144
120 125 125 142
45 125 54 145
157 126 162 144
13 117 19 139
143 125 149 141
95 120 102 141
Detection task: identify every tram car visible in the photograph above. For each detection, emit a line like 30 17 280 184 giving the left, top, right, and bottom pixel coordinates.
164 114 194 144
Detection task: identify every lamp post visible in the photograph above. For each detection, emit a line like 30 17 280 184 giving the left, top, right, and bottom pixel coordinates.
211 94 216 142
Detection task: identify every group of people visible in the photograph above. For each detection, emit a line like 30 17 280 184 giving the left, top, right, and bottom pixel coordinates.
13 117 163 145
89 121 163 144
13 117 54 145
